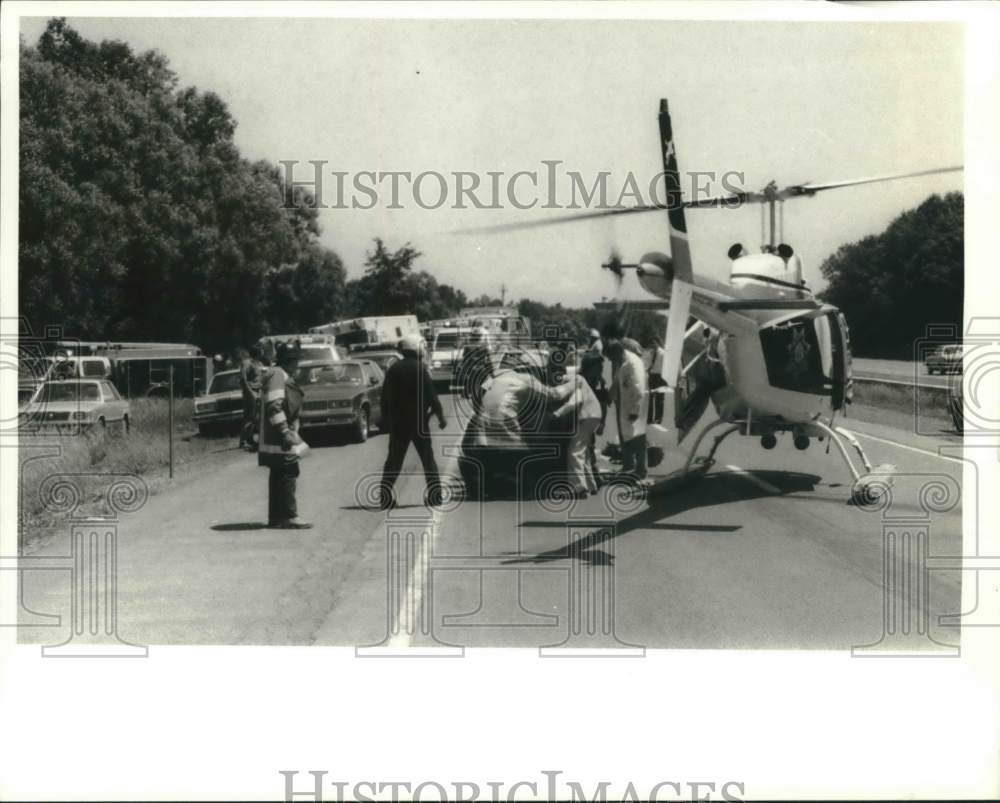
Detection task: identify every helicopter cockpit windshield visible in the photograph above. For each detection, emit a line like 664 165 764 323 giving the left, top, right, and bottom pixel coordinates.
759 312 838 397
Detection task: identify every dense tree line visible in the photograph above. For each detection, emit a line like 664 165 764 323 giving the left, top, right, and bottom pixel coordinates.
516 298 662 347
819 192 963 358
20 19 347 353
343 238 469 325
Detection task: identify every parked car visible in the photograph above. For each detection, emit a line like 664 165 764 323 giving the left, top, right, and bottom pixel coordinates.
295 359 384 442
20 379 130 435
926 344 964 374
429 326 489 384
192 369 245 436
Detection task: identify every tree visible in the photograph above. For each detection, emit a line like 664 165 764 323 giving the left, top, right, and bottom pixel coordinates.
344 238 468 321
19 18 346 354
819 193 963 358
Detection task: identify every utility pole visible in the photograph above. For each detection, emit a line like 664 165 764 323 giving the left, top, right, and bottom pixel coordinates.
500 283 507 306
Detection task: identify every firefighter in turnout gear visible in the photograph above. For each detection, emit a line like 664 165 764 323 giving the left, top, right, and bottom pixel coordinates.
258 342 312 529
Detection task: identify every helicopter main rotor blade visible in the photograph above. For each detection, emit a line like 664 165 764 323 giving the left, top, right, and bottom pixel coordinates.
452 165 962 234
682 191 761 208
453 191 762 235
454 203 673 234
778 165 963 199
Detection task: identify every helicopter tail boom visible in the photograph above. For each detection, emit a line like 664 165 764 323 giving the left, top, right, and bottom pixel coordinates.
658 99 693 285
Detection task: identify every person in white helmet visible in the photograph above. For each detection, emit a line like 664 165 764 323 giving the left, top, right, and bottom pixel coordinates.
378 334 447 510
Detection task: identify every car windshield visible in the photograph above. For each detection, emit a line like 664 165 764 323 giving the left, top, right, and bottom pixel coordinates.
37 383 100 402
81 360 108 377
434 333 461 350
210 372 242 393
296 363 363 385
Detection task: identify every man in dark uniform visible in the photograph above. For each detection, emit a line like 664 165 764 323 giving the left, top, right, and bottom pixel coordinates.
378 335 447 510
238 346 262 450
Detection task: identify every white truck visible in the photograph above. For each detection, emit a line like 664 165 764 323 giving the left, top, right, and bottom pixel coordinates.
309 315 420 351
457 307 531 347
429 325 491 385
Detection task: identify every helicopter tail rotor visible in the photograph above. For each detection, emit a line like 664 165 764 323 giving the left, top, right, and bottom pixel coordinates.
602 248 625 280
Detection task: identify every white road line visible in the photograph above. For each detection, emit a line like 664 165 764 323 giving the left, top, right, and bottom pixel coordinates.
724 464 781 494
385 447 460 649
850 430 964 464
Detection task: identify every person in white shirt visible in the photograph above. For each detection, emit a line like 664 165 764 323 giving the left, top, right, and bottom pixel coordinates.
607 339 648 482
550 372 603 497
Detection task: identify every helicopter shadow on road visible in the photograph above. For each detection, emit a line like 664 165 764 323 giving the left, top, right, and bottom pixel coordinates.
504 469 821 567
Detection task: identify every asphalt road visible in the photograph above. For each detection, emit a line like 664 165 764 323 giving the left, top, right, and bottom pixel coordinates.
18 393 964 653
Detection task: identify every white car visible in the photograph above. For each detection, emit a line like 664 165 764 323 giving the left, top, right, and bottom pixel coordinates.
20 379 131 435
430 327 490 384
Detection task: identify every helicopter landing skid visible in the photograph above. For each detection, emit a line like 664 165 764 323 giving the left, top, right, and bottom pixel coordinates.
682 419 741 474
661 417 895 505
809 421 896 505
642 419 737 498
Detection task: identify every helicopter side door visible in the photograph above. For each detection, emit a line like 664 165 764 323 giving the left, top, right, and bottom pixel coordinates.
756 307 851 408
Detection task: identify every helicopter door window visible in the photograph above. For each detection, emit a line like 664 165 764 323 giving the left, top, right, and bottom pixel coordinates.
814 314 834 379
759 315 831 395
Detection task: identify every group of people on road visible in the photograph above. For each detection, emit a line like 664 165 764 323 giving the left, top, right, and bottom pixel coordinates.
246 321 668 529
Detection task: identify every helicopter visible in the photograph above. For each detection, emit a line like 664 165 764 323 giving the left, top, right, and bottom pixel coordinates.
464 99 962 504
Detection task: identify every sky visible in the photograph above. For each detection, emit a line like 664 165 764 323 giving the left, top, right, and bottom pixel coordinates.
19 15 965 308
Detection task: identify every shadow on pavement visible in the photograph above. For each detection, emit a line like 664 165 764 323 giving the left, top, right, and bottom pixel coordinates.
506 469 821 566
210 522 270 531
302 428 386 449
338 504 426 512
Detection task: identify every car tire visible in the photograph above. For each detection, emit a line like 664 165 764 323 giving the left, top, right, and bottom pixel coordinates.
121 415 130 435
354 406 369 443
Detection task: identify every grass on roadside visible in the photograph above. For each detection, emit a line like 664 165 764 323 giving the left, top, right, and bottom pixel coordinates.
19 398 239 551
851 380 949 418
